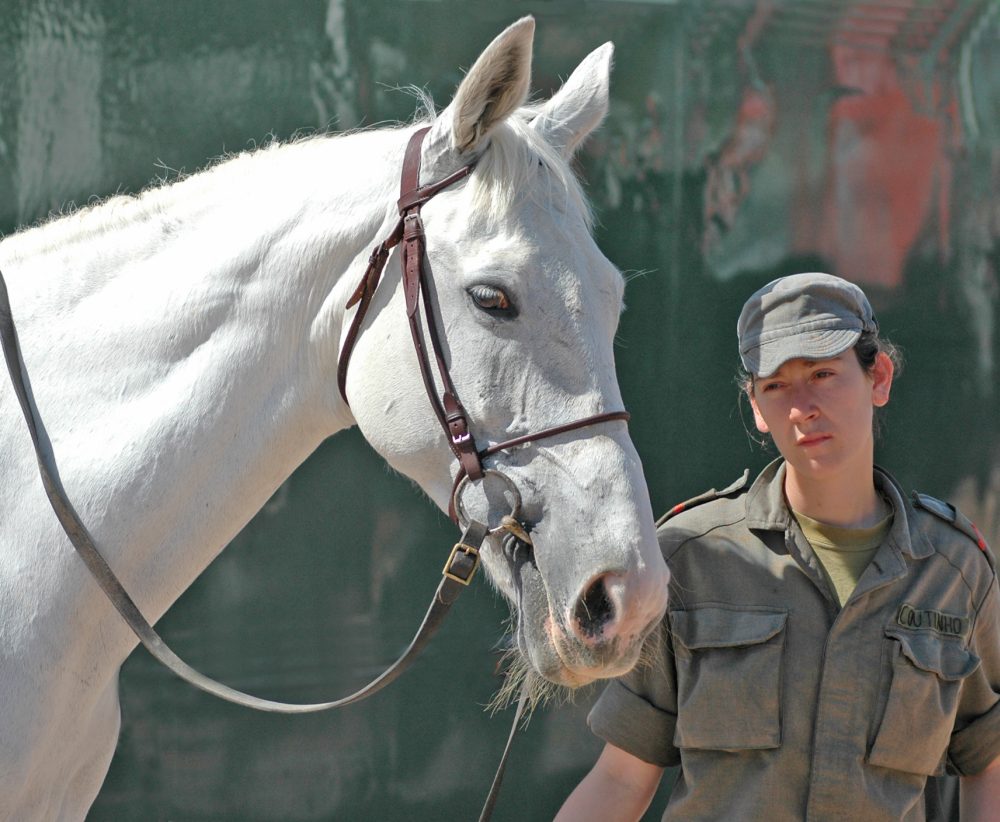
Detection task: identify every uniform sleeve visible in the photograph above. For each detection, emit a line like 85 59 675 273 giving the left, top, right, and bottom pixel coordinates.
948 571 1000 775
587 623 681 768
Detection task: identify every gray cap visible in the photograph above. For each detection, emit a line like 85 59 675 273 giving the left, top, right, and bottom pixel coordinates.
737 272 878 377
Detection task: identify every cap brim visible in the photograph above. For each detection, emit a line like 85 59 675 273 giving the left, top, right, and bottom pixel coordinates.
744 328 862 378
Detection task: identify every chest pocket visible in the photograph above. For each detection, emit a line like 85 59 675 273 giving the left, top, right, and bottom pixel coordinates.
868 628 980 776
672 606 787 751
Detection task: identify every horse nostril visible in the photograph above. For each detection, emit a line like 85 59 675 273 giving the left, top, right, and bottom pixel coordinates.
574 575 616 640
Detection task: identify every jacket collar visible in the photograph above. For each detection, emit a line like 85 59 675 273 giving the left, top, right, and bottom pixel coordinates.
744 457 933 559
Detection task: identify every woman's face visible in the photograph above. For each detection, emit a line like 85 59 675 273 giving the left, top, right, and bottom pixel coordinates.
749 351 893 483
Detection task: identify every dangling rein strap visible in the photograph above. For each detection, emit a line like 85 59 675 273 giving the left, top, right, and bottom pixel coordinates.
2 267 522 816
0 268 489 713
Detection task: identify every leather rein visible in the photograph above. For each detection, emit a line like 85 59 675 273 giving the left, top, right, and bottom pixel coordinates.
0 125 629 819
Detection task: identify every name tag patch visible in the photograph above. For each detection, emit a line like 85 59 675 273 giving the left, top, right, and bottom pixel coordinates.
896 603 968 637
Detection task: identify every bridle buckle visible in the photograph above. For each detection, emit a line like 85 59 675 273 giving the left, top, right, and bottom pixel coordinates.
443 541 480 585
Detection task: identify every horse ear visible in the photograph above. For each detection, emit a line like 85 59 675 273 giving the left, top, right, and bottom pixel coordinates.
425 17 534 162
530 42 613 157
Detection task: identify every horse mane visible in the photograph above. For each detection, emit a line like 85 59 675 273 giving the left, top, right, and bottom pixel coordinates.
464 106 594 232
2 96 594 262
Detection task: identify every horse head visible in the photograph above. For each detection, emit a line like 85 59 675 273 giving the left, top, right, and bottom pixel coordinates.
341 18 669 689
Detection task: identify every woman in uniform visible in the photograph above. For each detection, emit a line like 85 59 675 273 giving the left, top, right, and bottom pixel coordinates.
557 272 1000 821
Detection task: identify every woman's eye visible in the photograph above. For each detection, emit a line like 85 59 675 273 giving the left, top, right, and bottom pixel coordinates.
468 285 514 314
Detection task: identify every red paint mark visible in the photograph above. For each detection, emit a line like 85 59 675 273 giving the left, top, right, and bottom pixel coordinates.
972 522 989 554
796 4 962 291
818 50 945 289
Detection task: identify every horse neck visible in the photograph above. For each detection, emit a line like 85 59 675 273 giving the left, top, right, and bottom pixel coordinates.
0 127 409 658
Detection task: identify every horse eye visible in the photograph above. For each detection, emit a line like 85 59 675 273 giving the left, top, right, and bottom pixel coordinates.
468 284 514 314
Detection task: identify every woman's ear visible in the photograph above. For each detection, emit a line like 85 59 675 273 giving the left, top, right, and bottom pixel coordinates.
749 391 770 433
871 351 894 407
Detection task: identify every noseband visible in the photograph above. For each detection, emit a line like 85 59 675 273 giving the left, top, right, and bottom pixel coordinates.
336 126 630 525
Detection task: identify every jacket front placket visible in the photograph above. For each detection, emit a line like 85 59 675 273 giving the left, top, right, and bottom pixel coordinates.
802 476 916 820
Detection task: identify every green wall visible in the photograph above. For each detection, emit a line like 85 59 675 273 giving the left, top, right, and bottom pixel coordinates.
2 1 998 819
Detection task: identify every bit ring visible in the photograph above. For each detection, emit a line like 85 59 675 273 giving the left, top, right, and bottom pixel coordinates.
453 469 524 536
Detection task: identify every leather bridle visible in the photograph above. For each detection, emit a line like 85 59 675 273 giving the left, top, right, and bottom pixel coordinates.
0 125 632 820
336 126 630 526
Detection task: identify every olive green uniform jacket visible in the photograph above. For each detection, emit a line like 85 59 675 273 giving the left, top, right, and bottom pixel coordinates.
589 459 1000 821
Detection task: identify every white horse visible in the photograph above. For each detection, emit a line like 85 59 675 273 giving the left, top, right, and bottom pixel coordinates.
0 17 668 819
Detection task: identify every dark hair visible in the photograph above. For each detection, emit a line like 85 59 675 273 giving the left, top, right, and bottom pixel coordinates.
853 330 903 377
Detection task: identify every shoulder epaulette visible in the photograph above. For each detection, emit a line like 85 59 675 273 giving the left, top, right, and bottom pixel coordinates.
656 469 750 527
911 491 993 561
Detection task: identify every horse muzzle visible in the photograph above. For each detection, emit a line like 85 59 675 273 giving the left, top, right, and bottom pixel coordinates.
511 543 668 687
452 461 668 687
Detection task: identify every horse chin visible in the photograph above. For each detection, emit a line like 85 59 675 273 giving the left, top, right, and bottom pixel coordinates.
516 623 645 688
515 628 595 688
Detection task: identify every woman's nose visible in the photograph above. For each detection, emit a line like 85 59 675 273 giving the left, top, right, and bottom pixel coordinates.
788 390 818 422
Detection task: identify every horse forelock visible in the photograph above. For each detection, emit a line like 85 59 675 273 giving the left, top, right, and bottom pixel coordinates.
403 86 592 231
463 108 594 234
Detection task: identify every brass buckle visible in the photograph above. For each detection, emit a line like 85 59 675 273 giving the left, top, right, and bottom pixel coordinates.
443 541 480 585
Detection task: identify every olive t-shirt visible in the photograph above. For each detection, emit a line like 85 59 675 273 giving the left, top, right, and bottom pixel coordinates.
792 508 893 606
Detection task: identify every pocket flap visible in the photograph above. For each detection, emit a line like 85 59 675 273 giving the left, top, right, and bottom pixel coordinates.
672 607 787 650
886 628 981 681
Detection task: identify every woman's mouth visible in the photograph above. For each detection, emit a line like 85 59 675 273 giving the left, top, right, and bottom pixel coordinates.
798 433 831 447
